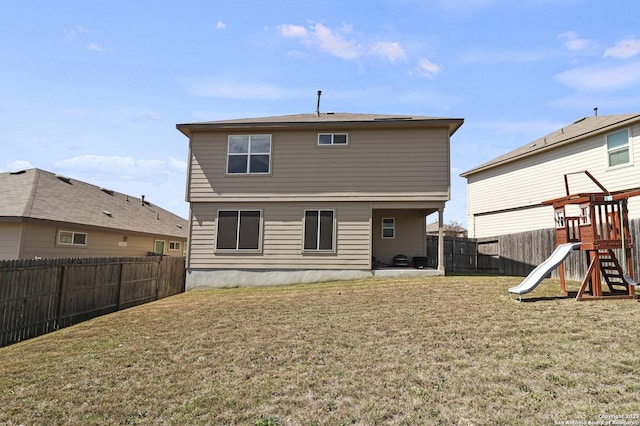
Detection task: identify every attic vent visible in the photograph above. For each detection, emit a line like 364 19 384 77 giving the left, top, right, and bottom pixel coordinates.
176 224 183 229
55 174 72 184
573 117 586 124
100 187 114 196
103 211 113 217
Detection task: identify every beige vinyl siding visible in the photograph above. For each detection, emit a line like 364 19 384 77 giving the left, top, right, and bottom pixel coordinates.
0 223 22 259
188 127 451 202
467 124 640 237
371 209 426 265
471 207 554 239
16 222 186 259
188 202 371 270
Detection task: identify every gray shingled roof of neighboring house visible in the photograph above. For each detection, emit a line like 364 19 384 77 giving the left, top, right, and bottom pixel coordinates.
0 168 188 238
460 113 640 177
177 112 464 136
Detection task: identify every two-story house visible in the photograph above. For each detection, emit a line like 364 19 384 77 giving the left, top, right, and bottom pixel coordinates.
177 113 464 288
461 113 640 239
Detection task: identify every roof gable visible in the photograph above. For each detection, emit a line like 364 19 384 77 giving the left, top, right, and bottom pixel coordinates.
0 169 188 238
460 113 640 177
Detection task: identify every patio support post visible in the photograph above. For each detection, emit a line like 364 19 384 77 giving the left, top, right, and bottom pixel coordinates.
438 206 445 272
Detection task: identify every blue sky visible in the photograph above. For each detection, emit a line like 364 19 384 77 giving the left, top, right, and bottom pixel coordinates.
2 0 640 225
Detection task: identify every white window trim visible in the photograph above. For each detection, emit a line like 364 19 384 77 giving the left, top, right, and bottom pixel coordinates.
317 133 349 146
381 217 395 239
303 209 336 253
605 128 633 169
169 241 181 251
57 230 87 247
226 135 272 175
215 209 263 252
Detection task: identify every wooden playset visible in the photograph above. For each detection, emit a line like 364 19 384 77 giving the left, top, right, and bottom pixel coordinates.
542 171 640 300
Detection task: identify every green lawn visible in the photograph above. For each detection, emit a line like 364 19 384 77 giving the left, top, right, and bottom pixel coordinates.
1 275 639 425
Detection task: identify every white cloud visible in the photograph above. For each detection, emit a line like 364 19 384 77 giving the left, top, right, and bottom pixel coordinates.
411 58 442 78
278 22 404 63
216 20 226 30
555 61 640 91
3 160 34 172
558 31 592 51
604 38 640 58
279 24 308 38
87 42 103 51
369 41 406 62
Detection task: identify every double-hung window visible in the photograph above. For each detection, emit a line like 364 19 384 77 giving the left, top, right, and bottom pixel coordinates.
304 210 335 251
606 129 630 167
227 135 271 174
318 133 348 145
217 210 261 250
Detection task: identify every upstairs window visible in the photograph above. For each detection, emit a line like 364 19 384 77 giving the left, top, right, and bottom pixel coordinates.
304 210 335 251
227 135 271 174
58 230 87 246
318 133 348 145
217 210 261 251
606 129 630 167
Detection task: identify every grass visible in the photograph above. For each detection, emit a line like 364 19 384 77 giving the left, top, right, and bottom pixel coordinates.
1 275 640 425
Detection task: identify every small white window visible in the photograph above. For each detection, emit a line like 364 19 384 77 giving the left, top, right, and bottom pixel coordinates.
382 218 395 239
169 241 181 251
606 129 630 167
58 230 87 246
318 133 348 145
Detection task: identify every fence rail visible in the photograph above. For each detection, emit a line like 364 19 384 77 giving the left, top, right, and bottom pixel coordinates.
0 256 185 347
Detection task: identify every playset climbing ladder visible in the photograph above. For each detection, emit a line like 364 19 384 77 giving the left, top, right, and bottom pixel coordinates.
542 171 640 301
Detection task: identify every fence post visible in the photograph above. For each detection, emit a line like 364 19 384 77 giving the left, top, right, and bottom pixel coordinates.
56 264 67 329
116 261 124 311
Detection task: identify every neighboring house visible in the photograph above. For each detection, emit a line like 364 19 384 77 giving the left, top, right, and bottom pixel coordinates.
177 112 464 288
426 221 467 238
0 168 188 259
461 113 640 239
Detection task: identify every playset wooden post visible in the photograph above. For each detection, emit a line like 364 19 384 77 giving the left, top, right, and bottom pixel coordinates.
542 171 640 301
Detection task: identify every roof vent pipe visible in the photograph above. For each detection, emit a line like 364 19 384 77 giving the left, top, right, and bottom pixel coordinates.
141 195 145 206
594 107 598 116
315 90 322 116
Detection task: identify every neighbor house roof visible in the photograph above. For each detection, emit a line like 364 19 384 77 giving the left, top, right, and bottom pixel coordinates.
0 169 188 238
460 113 640 177
177 112 464 137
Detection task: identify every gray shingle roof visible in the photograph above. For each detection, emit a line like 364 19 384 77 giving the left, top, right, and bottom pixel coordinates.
177 112 464 136
460 113 640 177
0 169 188 238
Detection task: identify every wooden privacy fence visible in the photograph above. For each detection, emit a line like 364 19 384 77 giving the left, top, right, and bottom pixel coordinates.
426 218 640 279
0 256 185 347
